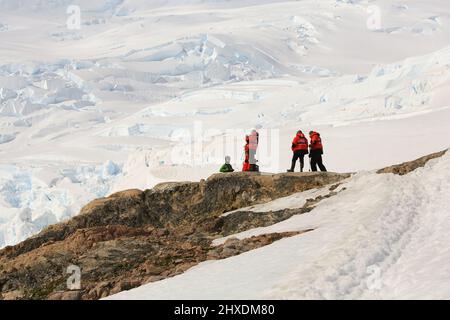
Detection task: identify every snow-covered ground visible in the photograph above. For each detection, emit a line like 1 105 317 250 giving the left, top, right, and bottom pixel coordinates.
1 0 449 249
108 151 450 300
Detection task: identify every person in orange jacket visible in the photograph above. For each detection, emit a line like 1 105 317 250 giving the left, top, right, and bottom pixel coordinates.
287 130 309 172
242 131 259 172
309 131 327 172
242 135 251 171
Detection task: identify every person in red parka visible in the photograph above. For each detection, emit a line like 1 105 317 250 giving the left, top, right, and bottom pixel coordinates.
309 131 327 172
242 130 259 172
287 130 309 172
242 135 251 172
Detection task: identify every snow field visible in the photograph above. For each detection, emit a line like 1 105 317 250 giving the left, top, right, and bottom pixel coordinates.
108 152 450 299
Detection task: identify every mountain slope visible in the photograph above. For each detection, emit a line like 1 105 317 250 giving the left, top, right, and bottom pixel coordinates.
0 150 447 300
0 170 348 299
107 149 450 300
1 0 450 249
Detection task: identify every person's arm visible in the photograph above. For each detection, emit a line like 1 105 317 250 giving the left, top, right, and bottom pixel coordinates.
220 164 227 173
292 137 298 150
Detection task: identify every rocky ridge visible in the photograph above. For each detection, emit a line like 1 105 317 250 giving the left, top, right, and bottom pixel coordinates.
0 149 447 300
0 172 348 300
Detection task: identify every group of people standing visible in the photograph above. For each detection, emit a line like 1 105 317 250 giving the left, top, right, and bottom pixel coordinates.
288 130 327 172
220 129 259 173
219 129 327 173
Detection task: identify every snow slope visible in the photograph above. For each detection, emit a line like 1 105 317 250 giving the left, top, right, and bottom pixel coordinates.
1 0 450 247
108 151 450 300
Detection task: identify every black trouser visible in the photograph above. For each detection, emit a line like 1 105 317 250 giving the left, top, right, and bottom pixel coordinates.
310 151 327 172
290 151 307 172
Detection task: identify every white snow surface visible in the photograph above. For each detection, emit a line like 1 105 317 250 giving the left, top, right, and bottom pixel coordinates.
0 0 449 253
108 152 450 300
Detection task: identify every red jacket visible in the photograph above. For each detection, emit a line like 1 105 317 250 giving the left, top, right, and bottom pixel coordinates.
244 135 250 157
292 132 308 152
309 132 323 151
243 136 250 171
244 144 249 158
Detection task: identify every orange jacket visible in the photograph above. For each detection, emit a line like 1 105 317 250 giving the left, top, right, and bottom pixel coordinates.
292 132 308 152
243 138 250 172
244 136 250 158
309 132 323 151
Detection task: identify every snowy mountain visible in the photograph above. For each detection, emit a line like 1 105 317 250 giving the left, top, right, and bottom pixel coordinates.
0 0 449 263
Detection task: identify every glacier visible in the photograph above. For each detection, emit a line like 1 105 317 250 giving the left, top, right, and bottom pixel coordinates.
0 0 449 252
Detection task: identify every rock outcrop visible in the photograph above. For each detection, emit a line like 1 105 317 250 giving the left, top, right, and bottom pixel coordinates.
377 149 448 175
2 149 447 300
0 171 348 300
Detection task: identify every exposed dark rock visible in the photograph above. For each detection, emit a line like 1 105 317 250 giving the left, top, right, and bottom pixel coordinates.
0 171 350 300
377 149 447 175
48 290 82 300
212 189 343 236
208 231 313 260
